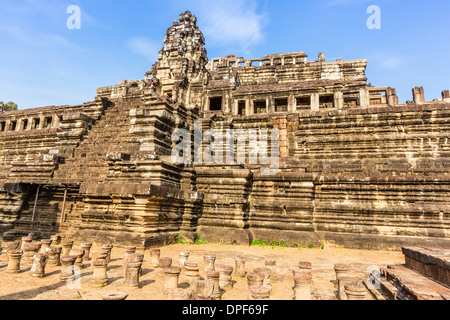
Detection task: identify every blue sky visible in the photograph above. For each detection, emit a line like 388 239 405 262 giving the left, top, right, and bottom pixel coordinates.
1 0 449 109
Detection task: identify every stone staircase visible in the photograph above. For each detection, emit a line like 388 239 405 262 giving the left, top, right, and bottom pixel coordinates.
52 98 142 185
370 247 450 300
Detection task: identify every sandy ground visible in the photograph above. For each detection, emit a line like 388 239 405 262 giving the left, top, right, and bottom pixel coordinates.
0 243 405 300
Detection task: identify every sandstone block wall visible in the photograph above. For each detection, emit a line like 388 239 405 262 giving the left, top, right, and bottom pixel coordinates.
0 11 448 250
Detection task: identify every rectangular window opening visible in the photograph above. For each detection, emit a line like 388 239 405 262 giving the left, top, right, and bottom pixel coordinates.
254 100 267 114
369 91 387 105
343 94 359 108
209 97 223 111
319 95 334 109
296 96 311 111
44 117 53 128
33 118 41 129
273 58 282 66
238 101 246 116
275 98 288 113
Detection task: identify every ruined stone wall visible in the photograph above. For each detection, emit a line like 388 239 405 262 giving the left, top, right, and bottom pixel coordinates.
293 103 450 172
314 173 450 249
62 184 202 247
191 101 450 249
0 11 448 250
0 101 106 235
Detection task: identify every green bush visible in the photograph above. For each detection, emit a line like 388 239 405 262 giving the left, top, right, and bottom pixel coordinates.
251 239 292 248
177 234 186 244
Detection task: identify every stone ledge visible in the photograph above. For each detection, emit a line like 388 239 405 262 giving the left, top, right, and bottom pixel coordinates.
316 173 450 184
79 183 202 200
383 265 449 300
0 127 62 137
402 247 450 286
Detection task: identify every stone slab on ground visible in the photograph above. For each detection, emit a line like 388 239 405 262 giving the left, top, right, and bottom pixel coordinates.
402 247 450 286
383 264 450 300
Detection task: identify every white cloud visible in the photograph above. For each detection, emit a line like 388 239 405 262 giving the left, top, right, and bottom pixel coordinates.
323 0 374 7
370 52 404 69
0 23 82 52
172 0 268 51
127 37 160 63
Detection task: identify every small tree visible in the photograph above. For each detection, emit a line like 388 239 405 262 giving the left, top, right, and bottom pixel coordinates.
0 101 18 111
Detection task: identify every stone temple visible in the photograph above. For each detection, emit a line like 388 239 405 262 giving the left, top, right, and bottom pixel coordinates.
0 10 449 251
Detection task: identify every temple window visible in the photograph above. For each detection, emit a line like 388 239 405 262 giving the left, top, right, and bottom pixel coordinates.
209 97 223 111
33 118 40 129
296 96 311 111
275 98 288 112
253 100 267 114
238 101 246 116
343 93 359 108
319 95 334 109
44 116 53 128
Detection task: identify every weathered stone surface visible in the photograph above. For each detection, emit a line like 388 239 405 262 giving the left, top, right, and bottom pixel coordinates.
216 264 234 289
124 261 142 287
402 247 450 286
344 284 366 300
184 261 200 284
206 270 221 300
6 250 22 273
250 285 271 300
92 259 109 287
102 292 128 301
191 280 214 300
164 266 181 290
382 265 449 300
0 10 448 252
59 255 77 282
30 253 48 277
163 288 192 300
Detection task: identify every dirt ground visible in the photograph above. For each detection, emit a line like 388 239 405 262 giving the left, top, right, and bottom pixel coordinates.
0 243 405 300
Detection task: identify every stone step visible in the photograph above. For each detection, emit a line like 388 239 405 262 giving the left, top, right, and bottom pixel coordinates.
50 99 140 184
380 265 450 300
402 247 450 286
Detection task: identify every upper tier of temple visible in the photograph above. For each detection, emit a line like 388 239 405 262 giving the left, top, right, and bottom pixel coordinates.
1 10 450 124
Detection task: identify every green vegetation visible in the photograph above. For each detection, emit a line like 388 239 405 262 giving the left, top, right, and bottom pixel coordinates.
176 235 320 249
252 239 302 249
251 239 267 247
194 237 210 245
0 101 18 111
177 233 210 245
177 234 188 244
